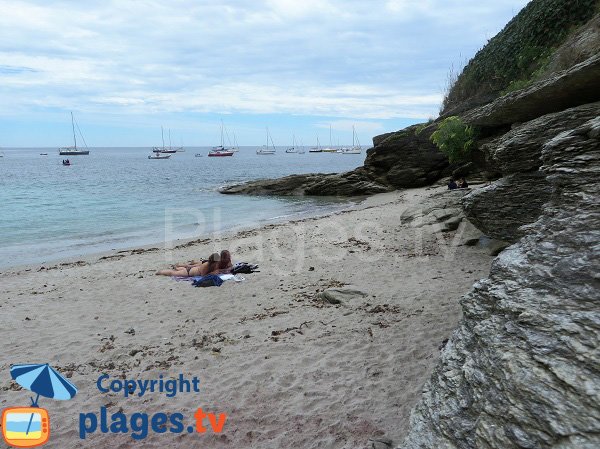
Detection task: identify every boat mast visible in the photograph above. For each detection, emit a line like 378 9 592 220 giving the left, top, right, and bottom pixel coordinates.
161 126 165 149
168 129 172 150
71 112 77 149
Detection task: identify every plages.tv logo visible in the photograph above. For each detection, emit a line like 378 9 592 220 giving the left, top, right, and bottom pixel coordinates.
2 363 77 448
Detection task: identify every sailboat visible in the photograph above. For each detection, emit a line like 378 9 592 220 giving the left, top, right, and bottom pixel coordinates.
152 127 179 153
209 121 234 156
58 112 90 155
309 136 322 153
340 126 362 154
286 135 298 153
149 127 172 159
322 125 338 152
256 127 276 154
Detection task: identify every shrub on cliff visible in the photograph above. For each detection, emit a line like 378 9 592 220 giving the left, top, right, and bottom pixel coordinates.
430 117 476 163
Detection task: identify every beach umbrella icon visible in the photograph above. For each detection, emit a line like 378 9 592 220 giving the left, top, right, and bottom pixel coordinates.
10 364 77 404
10 364 78 435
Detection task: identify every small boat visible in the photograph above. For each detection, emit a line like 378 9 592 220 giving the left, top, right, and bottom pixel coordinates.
148 153 171 159
62 160 71 166
257 127 276 155
58 112 90 155
208 148 234 157
40 153 48 156
195 153 203 157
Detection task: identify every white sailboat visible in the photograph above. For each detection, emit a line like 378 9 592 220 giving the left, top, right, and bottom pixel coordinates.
309 136 322 153
58 112 90 155
286 134 298 153
257 127 276 155
322 125 338 152
340 126 362 154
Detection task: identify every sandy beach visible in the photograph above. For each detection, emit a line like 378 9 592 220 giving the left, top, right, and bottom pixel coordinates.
0 185 493 448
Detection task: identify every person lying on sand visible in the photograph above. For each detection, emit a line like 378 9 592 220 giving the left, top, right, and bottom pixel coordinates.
156 250 233 277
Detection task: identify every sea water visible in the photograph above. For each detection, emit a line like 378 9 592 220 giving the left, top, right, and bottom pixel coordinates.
0 147 365 267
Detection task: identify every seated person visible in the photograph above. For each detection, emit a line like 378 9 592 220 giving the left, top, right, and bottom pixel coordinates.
156 252 223 277
448 178 458 190
458 177 469 189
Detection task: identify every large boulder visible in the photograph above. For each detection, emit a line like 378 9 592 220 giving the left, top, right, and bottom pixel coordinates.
364 125 451 189
462 172 551 243
399 117 600 449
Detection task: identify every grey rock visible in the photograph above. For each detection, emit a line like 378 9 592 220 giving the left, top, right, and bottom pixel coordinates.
399 117 600 449
454 220 483 247
219 169 390 196
317 287 368 305
462 53 600 128
477 237 510 256
481 102 600 174
365 125 450 189
462 172 551 243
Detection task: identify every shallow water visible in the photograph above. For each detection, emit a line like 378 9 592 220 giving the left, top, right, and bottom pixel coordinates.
0 147 365 267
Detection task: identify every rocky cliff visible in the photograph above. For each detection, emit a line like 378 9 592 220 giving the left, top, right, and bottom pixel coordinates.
397 5 600 449
400 108 600 449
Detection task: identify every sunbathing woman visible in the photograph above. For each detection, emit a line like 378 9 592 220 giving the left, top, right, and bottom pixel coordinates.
156 253 222 277
216 250 233 274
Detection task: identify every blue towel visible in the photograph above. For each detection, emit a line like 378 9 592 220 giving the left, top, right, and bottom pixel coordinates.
192 274 224 287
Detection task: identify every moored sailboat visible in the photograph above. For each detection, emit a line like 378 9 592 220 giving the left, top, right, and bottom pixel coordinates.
58 112 90 155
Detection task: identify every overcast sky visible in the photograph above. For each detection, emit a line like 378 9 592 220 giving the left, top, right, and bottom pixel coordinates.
0 0 529 147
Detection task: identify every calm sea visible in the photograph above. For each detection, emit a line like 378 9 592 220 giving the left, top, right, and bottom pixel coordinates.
0 147 366 267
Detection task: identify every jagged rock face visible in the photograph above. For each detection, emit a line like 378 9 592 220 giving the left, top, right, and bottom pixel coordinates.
364 126 450 189
399 117 600 449
461 54 600 128
461 103 599 243
219 169 390 196
482 102 600 174
462 172 551 243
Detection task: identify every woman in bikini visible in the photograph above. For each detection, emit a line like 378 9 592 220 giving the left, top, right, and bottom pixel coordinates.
156 250 233 277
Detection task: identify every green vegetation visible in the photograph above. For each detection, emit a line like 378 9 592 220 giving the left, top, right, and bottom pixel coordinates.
430 117 476 163
443 0 598 112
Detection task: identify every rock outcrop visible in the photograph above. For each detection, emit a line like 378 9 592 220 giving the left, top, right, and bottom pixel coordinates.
461 54 600 128
219 168 390 196
220 125 451 196
399 115 600 449
362 125 451 189
462 172 551 243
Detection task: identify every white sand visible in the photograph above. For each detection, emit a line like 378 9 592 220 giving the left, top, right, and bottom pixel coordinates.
0 186 492 448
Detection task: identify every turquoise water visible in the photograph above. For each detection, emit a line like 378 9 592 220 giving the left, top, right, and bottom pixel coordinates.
0 147 365 267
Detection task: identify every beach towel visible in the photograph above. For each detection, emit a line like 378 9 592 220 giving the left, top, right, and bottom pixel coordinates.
192 274 223 287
